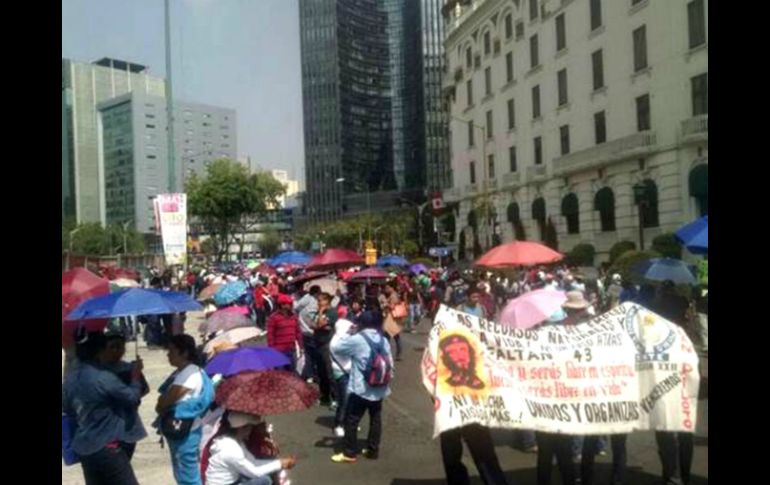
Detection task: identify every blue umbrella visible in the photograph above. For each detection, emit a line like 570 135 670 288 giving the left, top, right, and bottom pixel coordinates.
631 258 697 285
214 281 249 307
675 215 708 255
376 255 409 267
267 251 312 267
67 288 203 320
205 347 290 377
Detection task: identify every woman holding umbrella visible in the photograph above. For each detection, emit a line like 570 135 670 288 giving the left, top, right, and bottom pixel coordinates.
156 335 215 485
205 411 297 485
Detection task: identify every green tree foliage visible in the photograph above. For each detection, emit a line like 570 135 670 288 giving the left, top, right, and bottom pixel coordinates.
186 159 285 261
64 222 145 255
259 228 283 257
609 249 660 283
651 233 683 259
609 241 637 264
566 243 596 267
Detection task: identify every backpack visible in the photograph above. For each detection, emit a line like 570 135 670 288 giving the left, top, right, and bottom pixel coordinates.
359 332 392 388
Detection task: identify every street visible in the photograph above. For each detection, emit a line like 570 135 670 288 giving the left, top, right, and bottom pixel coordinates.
62 312 708 485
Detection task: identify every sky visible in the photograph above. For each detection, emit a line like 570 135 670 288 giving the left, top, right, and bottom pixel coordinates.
62 0 305 184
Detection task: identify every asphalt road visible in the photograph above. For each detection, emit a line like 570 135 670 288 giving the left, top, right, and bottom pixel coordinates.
62 314 708 485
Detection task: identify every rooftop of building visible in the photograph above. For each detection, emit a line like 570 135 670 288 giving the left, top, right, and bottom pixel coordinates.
92 57 148 73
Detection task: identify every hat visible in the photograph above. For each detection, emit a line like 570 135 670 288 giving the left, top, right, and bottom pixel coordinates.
612 273 622 282
277 294 293 306
563 291 590 310
228 412 262 429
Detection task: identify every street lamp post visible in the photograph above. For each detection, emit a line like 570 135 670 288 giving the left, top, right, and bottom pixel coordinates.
633 182 648 250
396 197 431 254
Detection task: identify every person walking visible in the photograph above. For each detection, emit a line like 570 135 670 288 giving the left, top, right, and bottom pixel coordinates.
380 283 406 361
330 310 393 464
155 335 215 485
63 331 144 485
440 424 509 485
266 293 303 371
294 285 321 381
330 317 355 437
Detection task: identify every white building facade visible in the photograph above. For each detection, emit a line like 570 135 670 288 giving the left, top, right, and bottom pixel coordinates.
441 0 707 262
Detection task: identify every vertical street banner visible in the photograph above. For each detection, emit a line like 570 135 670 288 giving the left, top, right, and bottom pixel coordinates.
421 303 700 437
155 193 187 266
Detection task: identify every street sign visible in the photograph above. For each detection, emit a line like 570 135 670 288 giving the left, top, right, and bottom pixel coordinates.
429 247 453 257
311 241 321 251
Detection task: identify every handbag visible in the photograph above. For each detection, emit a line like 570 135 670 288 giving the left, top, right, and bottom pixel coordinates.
160 411 194 441
392 301 408 319
62 414 79 465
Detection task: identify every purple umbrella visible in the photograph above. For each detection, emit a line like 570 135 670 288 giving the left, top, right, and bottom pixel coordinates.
409 263 429 274
205 347 291 377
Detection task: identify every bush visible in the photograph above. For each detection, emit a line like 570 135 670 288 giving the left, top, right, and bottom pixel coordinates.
651 233 683 259
609 241 637 264
609 249 660 283
566 243 596 267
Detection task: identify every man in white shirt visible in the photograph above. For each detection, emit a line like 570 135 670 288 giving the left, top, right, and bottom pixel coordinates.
206 412 296 485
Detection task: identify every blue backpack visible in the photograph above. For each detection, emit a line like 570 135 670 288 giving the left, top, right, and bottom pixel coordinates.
359 332 392 387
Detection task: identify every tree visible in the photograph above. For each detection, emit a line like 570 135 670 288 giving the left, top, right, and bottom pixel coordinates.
652 233 683 259
259 228 283 257
186 159 285 261
566 243 596 266
609 241 637 264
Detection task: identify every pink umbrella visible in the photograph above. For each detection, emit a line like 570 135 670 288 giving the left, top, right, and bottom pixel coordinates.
202 308 254 335
346 267 389 282
219 305 250 315
499 289 567 329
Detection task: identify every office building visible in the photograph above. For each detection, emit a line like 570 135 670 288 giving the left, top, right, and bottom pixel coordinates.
441 0 708 262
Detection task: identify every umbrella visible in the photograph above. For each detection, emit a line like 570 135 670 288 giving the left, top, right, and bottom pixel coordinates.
268 251 312 267
291 271 329 286
475 241 563 268
347 267 389 282
198 283 222 301
674 215 708 255
306 248 364 271
632 258 697 285
111 278 141 289
246 260 260 270
409 263 429 274
499 289 567 329
62 268 111 347
215 370 320 416
376 255 409 267
67 288 203 320
214 281 249 307
203 327 265 357
255 263 277 276
205 347 290 377
204 309 254 335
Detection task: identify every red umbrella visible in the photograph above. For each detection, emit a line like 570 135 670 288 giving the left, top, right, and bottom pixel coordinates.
255 263 277 276
306 249 364 271
62 268 110 347
290 271 330 286
475 241 564 268
346 267 389 282
216 370 320 416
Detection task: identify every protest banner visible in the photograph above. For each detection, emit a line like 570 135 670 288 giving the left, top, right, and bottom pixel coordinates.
421 303 699 437
155 193 188 266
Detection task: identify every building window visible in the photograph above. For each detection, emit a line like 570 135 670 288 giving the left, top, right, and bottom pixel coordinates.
691 73 708 116
640 179 659 228
509 146 517 172
591 50 604 91
555 13 566 51
485 67 492 95
486 110 494 138
516 21 525 40
534 136 543 165
636 94 651 131
557 69 568 106
688 0 706 48
466 79 473 106
484 31 491 56
530 34 539 68
505 14 513 39
594 187 616 231
145 124 155 129
530 0 539 21
466 46 473 68
633 25 648 72
594 111 607 144
560 125 570 155
590 0 602 31
506 52 514 82
470 161 476 184
488 154 495 179
562 193 580 234
468 121 475 147
532 85 541 119
507 99 516 130
145 114 155 119
147 155 157 160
